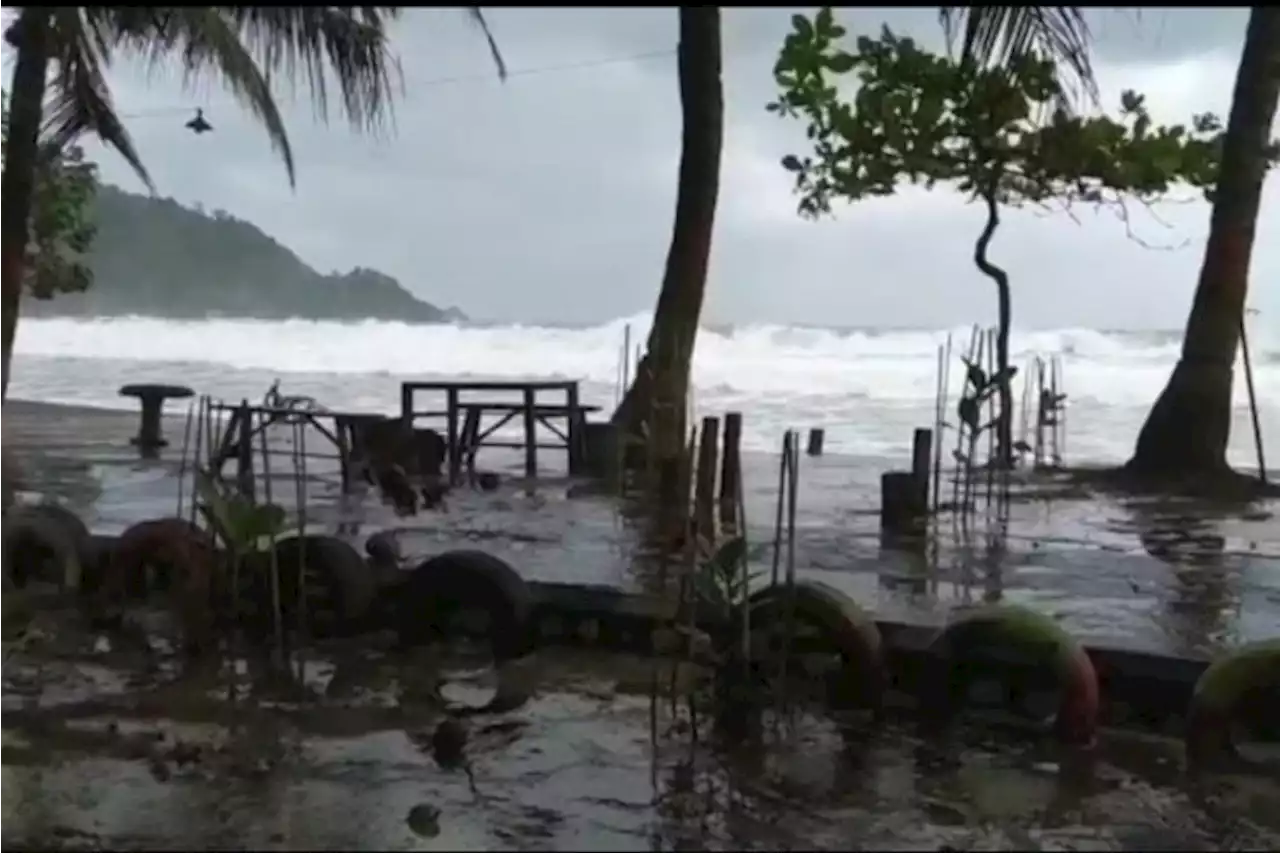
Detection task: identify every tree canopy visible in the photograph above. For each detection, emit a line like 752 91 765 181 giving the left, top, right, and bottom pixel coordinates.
768 11 1231 225
1 90 99 300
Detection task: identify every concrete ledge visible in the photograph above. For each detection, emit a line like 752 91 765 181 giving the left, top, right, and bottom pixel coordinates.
69 529 1250 732
521 580 1220 731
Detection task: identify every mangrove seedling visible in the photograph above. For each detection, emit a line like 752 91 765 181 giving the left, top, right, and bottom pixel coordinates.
194 468 290 556
193 468 295 642
955 355 1018 454
691 535 762 617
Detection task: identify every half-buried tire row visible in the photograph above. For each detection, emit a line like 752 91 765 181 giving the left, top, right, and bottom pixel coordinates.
5 505 1276 769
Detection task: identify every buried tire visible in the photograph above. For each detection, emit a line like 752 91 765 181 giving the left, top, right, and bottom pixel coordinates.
923 603 1099 748
106 517 221 655
109 518 215 601
1 502 93 590
1186 638 1280 770
738 580 886 713
396 549 534 663
247 535 377 638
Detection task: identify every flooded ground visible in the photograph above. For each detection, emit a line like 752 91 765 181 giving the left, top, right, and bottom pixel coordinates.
6 400 1279 656
5 400 1280 849
5 598 1280 852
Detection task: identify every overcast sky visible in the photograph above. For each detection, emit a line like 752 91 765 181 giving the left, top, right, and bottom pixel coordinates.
56 8 1280 327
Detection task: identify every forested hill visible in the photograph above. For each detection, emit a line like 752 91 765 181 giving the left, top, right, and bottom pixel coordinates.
27 184 462 323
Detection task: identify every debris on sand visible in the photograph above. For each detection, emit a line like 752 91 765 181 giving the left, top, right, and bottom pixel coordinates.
406 803 442 838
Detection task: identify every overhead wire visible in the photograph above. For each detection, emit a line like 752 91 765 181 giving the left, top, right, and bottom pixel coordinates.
115 47 677 121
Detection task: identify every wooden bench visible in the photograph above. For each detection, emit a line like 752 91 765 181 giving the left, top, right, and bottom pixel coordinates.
400 380 599 483
457 402 602 477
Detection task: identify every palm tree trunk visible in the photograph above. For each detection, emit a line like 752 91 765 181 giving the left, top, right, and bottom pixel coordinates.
1128 7 1280 482
1 10 52 402
612 7 724 469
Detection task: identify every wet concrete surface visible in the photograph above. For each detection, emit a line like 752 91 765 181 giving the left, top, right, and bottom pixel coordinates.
5 399 1280 850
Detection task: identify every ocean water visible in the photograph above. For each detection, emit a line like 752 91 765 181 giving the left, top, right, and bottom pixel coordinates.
10 313 1280 470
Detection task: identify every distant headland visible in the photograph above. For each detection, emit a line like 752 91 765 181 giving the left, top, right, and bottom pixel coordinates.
25 184 463 324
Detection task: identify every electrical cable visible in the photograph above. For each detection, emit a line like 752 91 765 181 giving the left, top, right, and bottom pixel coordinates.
116 47 676 121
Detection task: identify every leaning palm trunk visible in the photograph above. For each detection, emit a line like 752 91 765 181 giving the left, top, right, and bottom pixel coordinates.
1 9 52 401
612 7 724 478
1129 7 1280 482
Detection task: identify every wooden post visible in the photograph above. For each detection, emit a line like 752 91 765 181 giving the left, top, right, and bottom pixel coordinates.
236 400 255 501
445 387 461 485
582 421 622 491
213 405 241 476
522 386 538 478
400 382 415 428
460 407 482 474
911 427 933 509
880 471 925 540
335 416 352 493
695 416 720 539
806 427 825 457
718 411 742 530
566 382 584 475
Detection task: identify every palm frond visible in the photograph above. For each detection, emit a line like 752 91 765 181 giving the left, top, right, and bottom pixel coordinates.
467 8 507 81
129 7 298 187
41 8 154 193
939 6 1100 110
215 6 402 134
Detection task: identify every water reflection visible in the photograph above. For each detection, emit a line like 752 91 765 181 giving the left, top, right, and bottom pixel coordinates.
1129 503 1237 654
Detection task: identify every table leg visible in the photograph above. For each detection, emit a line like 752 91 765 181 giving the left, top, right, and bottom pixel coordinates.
446 388 460 486
523 387 537 478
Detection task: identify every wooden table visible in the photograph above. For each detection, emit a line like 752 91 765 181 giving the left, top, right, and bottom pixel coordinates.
118 383 194 452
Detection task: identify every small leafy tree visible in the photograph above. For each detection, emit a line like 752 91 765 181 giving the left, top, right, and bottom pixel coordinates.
1 92 99 301
768 9 1232 466
24 143 97 300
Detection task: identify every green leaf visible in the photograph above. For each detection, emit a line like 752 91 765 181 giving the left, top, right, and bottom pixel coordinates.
705 536 747 574
194 468 289 552
826 51 856 74
814 7 834 35
791 13 813 41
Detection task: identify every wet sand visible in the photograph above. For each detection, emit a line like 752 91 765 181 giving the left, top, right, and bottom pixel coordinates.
5 398 1278 656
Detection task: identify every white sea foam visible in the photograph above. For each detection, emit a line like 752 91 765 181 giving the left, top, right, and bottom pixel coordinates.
11 314 1279 466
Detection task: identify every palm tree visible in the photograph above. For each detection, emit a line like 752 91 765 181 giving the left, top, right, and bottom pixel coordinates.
611 6 724 481
1129 7 1280 486
0 7 505 401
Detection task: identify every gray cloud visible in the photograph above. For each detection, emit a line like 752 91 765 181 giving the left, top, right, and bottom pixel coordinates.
39 7 1278 328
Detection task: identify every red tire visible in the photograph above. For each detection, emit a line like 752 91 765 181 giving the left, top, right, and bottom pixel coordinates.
107 517 221 656
1186 638 1280 770
109 517 215 602
742 580 885 713
923 604 1098 748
